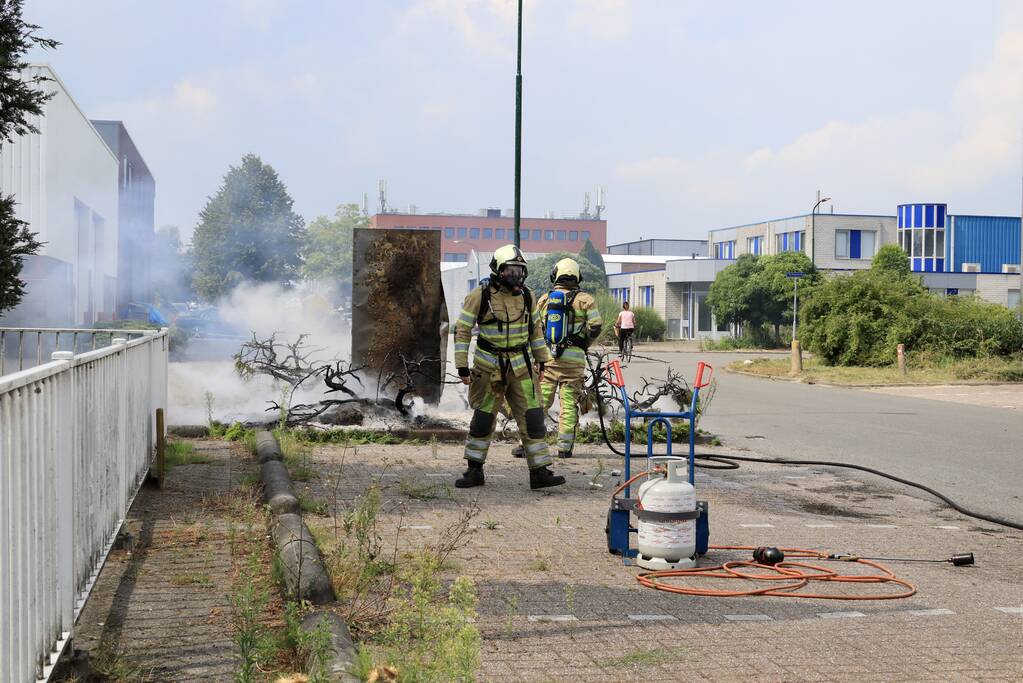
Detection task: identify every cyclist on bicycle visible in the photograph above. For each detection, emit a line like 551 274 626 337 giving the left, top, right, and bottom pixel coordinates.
614 300 636 356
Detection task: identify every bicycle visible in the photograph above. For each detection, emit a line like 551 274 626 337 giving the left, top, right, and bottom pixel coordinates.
619 331 634 363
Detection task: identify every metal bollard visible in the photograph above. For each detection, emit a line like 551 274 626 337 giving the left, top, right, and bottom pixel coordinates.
897 343 906 375
791 339 803 373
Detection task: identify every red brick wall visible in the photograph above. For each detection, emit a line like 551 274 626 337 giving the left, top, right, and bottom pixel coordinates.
371 213 607 259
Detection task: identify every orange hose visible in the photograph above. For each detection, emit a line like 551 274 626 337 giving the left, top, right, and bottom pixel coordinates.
636 545 916 600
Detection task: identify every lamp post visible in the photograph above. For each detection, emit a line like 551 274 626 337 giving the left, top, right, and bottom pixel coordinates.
513 0 523 248
809 191 831 265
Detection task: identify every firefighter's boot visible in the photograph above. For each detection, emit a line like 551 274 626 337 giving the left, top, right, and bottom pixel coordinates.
512 444 525 458
455 461 485 488
529 466 566 490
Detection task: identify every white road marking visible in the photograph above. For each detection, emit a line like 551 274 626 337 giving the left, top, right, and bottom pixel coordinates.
993 607 1023 614
806 523 838 528
401 525 433 530
628 614 678 621
528 614 577 622
817 611 865 619
906 608 954 617
934 525 959 530
724 614 773 621
865 524 898 529
425 473 448 478
784 476 807 479
739 523 775 528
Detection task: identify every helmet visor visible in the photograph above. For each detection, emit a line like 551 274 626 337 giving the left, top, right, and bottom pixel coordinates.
500 263 526 288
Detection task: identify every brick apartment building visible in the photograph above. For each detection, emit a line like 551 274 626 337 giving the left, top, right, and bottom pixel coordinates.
370 209 607 262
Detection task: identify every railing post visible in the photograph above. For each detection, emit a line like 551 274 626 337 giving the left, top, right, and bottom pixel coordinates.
156 408 166 489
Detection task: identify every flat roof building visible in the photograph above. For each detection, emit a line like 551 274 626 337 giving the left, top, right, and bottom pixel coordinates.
371 208 607 262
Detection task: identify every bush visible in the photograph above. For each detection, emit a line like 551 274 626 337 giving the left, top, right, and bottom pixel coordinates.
632 306 666 341
801 267 1023 366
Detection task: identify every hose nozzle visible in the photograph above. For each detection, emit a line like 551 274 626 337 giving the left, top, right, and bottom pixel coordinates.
949 552 974 566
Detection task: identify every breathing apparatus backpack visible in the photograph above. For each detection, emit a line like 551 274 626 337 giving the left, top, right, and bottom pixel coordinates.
544 289 582 358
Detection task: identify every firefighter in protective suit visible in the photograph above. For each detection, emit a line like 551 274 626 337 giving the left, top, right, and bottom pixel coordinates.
454 245 566 489
536 258 602 458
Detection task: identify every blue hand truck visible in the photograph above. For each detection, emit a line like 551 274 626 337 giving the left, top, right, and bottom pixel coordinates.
603 359 713 560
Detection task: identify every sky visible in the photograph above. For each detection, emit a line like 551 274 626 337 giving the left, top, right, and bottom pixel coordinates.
26 0 1023 244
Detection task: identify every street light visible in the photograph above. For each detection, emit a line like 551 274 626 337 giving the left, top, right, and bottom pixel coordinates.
513 0 523 248
809 192 831 264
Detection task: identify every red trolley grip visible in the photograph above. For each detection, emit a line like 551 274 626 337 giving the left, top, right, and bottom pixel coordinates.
694 361 713 389
605 359 625 387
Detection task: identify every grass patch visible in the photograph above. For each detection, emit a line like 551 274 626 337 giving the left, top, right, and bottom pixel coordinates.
165 441 211 468
170 571 213 588
398 477 451 501
730 354 1023 385
528 557 551 572
601 646 686 668
298 494 328 516
575 419 701 445
276 429 318 482
291 427 424 445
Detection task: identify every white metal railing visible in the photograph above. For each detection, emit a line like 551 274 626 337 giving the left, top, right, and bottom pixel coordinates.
0 329 168 682
0 327 152 376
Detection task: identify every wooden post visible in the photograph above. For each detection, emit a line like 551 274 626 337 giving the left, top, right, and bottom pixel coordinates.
897 344 906 375
791 339 803 373
156 408 166 489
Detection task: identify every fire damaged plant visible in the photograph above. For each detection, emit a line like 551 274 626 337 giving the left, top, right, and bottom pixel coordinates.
234 332 460 427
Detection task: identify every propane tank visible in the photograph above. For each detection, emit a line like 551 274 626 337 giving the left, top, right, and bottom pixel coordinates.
636 456 697 570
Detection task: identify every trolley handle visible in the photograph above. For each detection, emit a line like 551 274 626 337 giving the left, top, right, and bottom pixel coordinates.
605 359 625 387
694 361 714 389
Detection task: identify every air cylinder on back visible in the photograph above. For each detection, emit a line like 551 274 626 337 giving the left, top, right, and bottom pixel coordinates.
637 457 697 570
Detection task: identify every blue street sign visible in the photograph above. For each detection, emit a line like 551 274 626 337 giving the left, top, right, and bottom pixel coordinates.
946 288 959 296
786 272 805 278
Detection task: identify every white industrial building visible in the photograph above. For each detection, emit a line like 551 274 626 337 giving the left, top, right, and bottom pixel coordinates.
0 65 121 327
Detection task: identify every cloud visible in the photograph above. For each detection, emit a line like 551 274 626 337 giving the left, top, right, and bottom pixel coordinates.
615 8 1023 223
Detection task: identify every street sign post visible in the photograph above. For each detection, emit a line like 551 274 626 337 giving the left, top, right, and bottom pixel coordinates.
785 272 805 342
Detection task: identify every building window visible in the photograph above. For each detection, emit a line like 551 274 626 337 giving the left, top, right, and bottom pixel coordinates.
582 231 590 241
640 286 654 307
569 230 578 241
836 229 877 259
470 228 480 239
747 236 763 256
445 228 454 239
496 228 505 240
442 252 468 262
521 230 529 241
458 227 467 239
714 240 736 259
532 229 541 241
611 287 630 303
483 228 493 239
557 230 567 241
775 231 805 253
545 230 554 241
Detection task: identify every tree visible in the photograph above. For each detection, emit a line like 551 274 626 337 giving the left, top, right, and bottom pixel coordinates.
706 254 763 329
753 251 819 335
524 250 607 296
300 203 365 297
871 243 911 277
0 2 58 314
578 238 606 278
190 154 305 301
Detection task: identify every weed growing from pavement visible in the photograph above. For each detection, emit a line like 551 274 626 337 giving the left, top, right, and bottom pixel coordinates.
164 441 211 468
283 602 333 683
483 518 500 530
589 458 605 489
89 644 148 682
397 477 452 501
298 494 329 516
170 571 213 588
601 647 686 668
276 429 318 481
564 583 577 613
503 596 520 639
528 556 551 572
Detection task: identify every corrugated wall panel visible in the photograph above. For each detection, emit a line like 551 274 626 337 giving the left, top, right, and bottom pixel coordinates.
951 216 1021 273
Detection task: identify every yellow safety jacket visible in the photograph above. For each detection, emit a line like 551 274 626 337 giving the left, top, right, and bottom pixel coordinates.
455 284 551 377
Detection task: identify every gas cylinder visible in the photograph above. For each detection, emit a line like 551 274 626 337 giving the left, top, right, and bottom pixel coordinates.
636 456 697 570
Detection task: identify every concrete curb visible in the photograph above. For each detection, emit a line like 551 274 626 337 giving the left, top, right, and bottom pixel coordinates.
253 431 333 604
725 366 1023 388
253 430 358 682
303 610 361 683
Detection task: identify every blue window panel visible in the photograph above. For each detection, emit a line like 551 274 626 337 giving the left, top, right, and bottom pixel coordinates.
496 228 505 239
569 230 578 241
483 228 493 239
898 205 904 228
936 205 946 228
913 204 922 228
781 233 789 251
445 228 454 238
470 228 480 239
520 230 528 241
557 230 567 241
458 228 467 238
582 230 590 240
912 257 922 271
936 258 945 272
925 205 934 227
923 259 934 273
532 229 541 241
796 232 803 251
544 230 554 241
849 230 862 259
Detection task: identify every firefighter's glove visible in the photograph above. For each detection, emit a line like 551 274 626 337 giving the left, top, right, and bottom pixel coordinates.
458 367 471 385
536 363 545 384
